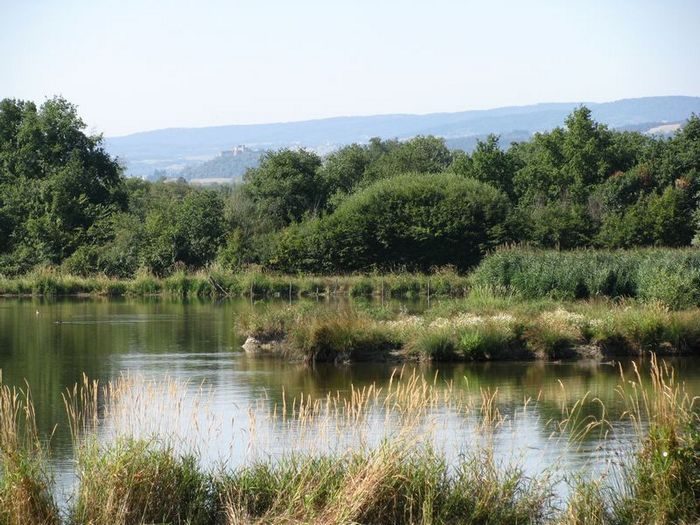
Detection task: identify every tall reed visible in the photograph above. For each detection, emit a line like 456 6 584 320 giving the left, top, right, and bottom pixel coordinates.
0 381 58 525
610 355 700 523
473 247 700 309
1 358 698 524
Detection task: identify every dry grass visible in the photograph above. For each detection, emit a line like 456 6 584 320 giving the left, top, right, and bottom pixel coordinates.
0 381 59 525
0 356 698 524
609 355 700 523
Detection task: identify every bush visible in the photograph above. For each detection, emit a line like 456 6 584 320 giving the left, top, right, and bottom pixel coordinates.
290 311 399 362
270 172 511 273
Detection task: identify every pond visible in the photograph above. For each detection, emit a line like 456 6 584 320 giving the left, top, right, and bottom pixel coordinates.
1 297 699 501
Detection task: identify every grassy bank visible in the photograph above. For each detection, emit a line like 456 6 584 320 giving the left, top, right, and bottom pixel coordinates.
473 247 700 309
1 359 698 524
238 292 700 362
0 267 469 300
4 247 700 310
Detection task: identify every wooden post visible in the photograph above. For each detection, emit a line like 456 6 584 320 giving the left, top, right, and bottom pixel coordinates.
427 278 431 307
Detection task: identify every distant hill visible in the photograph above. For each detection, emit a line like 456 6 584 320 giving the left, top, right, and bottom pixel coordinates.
173 146 262 183
105 96 700 179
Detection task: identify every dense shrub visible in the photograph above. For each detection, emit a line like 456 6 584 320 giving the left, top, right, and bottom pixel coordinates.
2 97 700 278
272 173 510 273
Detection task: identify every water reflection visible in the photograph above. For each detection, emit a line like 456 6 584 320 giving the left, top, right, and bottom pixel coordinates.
0 297 698 497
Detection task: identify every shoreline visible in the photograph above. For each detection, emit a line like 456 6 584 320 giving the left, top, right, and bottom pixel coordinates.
0 269 470 299
237 300 700 364
241 335 692 364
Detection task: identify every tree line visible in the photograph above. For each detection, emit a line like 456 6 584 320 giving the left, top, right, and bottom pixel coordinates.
1 96 699 277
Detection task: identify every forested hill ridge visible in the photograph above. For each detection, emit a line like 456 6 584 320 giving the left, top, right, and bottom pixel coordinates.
1 96 700 278
106 96 700 178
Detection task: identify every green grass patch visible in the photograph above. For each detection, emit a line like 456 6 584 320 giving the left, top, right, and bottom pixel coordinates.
72 438 214 525
473 247 700 309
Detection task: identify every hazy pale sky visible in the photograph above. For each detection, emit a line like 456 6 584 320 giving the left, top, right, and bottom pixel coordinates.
2 0 699 136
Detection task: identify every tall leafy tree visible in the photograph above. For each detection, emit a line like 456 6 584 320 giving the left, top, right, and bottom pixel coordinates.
451 134 518 198
243 149 324 227
0 97 124 271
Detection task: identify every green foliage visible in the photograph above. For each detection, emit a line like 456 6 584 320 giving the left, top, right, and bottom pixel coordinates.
473 247 700 309
320 143 372 210
598 184 696 248
0 97 125 273
243 148 324 227
3 96 700 277
451 134 518 198
519 201 596 249
271 173 510 273
72 438 214 525
363 135 453 182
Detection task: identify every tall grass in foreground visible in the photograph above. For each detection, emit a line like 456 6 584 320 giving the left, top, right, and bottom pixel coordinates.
556 355 700 525
610 356 700 523
0 382 58 525
220 442 553 525
71 438 214 525
0 359 698 523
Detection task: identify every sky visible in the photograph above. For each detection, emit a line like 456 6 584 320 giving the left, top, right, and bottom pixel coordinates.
1 0 699 136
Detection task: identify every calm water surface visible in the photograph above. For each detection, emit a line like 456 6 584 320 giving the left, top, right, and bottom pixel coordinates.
1 297 699 498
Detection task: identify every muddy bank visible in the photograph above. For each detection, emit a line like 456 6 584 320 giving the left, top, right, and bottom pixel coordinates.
241 335 689 364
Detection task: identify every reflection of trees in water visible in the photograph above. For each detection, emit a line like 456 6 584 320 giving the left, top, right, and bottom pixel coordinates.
235 357 700 445
2 297 699 462
0 298 245 451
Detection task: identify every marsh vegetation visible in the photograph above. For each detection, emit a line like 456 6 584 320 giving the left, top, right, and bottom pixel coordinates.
238 289 700 362
0 358 698 524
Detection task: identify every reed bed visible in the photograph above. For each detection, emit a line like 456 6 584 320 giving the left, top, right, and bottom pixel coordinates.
0 267 470 299
472 247 700 309
0 381 59 525
0 359 697 524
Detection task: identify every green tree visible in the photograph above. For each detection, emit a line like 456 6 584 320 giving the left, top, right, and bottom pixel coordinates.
451 135 518 198
520 201 596 250
174 190 225 268
0 96 124 272
319 144 371 209
364 136 452 181
599 184 696 248
244 149 324 227
138 189 226 275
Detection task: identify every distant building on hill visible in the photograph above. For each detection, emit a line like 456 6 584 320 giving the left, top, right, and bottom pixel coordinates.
221 145 249 157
